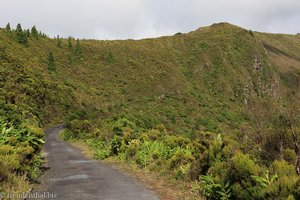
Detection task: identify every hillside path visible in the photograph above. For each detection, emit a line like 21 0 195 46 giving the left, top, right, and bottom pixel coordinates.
34 126 159 200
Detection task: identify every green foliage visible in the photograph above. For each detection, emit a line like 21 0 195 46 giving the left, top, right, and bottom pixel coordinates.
5 23 11 32
249 30 254 36
283 148 297 164
57 35 62 47
68 36 73 48
61 130 74 141
47 51 56 71
136 141 169 167
251 170 278 188
75 39 83 58
169 148 195 169
112 118 137 137
31 25 38 39
0 117 45 188
1 22 300 198
15 23 28 45
200 175 232 200
86 139 111 160
106 51 115 64
68 119 92 138
110 135 124 155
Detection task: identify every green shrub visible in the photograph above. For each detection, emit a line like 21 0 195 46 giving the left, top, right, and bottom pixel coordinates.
94 148 110 160
86 139 111 160
110 135 124 155
27 154 43 181
169 148 195 169
47 52 56 71
229 152 262 199
283 148 297 164
144 129 164 141
69 119 92 138
62 130 74 141
200 174 232 200
124 139 141 158
0 145 15 155
136 141 169 167
0 154 21 173
112 118 137 137
18 146 35 165
175 163 191 180
164 135 191 148
261 160 300 199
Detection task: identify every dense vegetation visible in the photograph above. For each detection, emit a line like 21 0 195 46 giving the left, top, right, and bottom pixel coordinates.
1 22 300 199
0 24 76 195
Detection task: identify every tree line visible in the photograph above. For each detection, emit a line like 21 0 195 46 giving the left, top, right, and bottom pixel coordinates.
5 23 47 45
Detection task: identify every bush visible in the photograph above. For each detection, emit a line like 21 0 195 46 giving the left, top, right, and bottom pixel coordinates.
110 135 124 155
124 139 141 158
169 148 195 169
86 139 111 160
164 135 191 148
112 118 137 137
143 129 164 141
47 52 56 71
175 163 191 180
283 149 297 164
69 119 92 138
62 130 74 141
229 152 262 199
259 160 300 199
200 174 232 200
0 145 15 155
136 141 169 168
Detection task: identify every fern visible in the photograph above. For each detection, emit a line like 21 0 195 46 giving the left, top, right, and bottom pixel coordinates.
251 170 278 188
200 175 232 200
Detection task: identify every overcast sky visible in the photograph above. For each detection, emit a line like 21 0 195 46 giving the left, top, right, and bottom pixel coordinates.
1 0 300 40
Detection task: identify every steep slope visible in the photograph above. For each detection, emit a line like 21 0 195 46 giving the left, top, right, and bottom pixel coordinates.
2 23 300 130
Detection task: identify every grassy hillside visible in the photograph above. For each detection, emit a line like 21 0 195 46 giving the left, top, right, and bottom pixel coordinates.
1 22 300 199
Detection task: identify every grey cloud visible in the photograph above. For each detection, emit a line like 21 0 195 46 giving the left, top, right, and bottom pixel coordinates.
0 0 299 40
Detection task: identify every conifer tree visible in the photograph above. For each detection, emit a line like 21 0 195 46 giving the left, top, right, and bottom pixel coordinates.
75 39 83 58
68 37 73 48
31 25 38 39
16 23 22 32
26 29 30 37
57 35 62 47
5 23 11 32
47 52 56 71
15 23 28 44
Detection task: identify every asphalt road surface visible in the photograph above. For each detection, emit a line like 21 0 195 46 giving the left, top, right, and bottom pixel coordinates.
34 125 159 200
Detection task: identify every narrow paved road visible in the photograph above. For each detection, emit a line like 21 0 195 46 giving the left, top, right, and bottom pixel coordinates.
36 126 159 200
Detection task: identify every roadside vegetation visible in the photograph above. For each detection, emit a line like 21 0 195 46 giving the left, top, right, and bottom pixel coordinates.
1 22 300 199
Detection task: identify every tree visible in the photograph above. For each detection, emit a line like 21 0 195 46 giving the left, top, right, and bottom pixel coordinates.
249 29 254 36
5 23 11 32
107 52 115 64
26 29 30 37
75 39 83 59
31 25 38 39
15 23 28 45
68 37 73 48
57 35 62 47
47 52 56 71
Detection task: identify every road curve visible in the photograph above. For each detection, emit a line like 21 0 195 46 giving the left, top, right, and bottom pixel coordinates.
37 126 159 200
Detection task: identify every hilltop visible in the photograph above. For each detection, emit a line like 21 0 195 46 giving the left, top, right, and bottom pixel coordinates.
1 22 300 199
